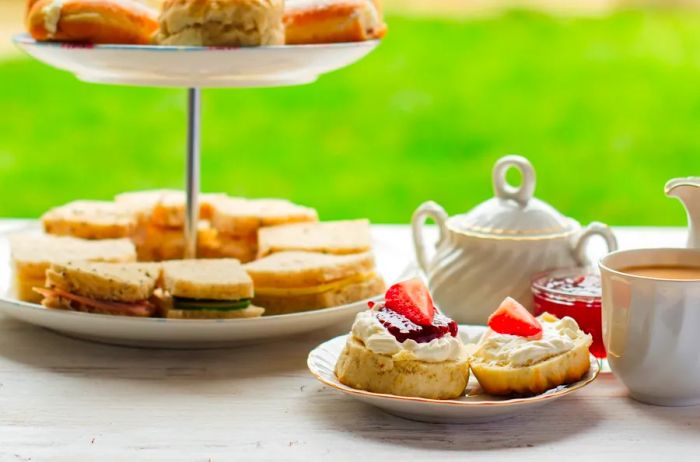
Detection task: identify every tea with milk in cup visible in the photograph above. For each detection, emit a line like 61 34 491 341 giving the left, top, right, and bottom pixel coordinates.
619 265 700 280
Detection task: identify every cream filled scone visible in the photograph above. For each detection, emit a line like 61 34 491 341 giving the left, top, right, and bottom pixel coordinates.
470 297 593 396
335 278 469 400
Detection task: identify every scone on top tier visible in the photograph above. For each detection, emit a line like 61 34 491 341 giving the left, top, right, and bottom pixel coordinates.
284 0 387 44
157 0 285 46
334 278 469 400
469 298 593 396
26 0 159 44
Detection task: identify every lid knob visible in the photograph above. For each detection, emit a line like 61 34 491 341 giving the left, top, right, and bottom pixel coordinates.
492 155 536 207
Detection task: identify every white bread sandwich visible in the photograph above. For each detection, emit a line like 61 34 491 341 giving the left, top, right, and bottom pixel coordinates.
257 219 371 258
157 259 264 319
10 233 137 303
41 200 137 239
244 251 384 315
209 198 318 262
211 198 318 238
34 261 161 317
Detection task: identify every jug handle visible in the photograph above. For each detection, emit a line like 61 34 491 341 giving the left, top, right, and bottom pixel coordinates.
493 155 536 206
572 222 618 265
411 201 449 273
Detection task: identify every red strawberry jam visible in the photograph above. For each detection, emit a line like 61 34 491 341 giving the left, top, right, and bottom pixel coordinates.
374 305 458 343
532 269 605 358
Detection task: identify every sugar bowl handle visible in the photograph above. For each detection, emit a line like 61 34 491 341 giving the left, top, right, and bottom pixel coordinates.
492 155 536 206
572 222 618 265
411 201 449 273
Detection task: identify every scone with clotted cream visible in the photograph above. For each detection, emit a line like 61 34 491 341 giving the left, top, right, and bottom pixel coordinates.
470 297 592 395
335 278 469 400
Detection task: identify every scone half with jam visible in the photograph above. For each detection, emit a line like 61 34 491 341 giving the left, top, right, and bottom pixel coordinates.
335 278 469 400
470 297 593 396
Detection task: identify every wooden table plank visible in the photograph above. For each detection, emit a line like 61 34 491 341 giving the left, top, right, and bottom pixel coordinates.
0 224 696 461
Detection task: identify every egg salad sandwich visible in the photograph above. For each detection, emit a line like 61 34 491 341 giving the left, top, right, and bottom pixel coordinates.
10 233 137 303
131 220 220 261
115 189 227 227
257 219 371 258
116 190 227 261
244 251 385 315
41 200 137 239
33 261 161 317
156 259 264 319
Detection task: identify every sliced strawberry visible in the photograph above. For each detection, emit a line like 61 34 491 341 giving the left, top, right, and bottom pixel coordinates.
488 297 542 338
384 278 435 326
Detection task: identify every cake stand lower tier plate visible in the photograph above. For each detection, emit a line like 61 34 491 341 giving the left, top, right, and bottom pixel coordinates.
13 34 380 88
0 226 386 349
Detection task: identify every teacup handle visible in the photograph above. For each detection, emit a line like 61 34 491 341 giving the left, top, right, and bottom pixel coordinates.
572 222 618 265
493 155 536 206
411 201 449 273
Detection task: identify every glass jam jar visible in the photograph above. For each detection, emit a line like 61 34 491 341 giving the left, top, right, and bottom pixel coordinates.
531 268 605 358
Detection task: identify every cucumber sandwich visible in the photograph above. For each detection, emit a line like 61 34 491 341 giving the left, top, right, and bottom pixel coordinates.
158 259 264 319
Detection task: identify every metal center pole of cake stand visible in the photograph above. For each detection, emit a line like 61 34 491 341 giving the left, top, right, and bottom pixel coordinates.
184 87 201 259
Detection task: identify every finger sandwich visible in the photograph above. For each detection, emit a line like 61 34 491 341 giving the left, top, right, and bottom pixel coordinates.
210 198 318 263
244 251 385 315
115 189 227 227
257 219 372 258
34 261 160 317
41 200 137 239
115 190 227 261
157 259 264 319
10 234 137 303
132 221 220 261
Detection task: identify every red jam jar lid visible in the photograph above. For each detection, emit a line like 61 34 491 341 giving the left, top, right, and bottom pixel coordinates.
531 267 601 301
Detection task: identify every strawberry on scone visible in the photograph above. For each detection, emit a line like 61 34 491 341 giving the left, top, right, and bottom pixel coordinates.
471 297 593 396
334 278 469 400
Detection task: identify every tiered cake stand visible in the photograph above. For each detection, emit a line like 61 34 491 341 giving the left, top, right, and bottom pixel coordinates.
1 35 382 347
13 34 380 257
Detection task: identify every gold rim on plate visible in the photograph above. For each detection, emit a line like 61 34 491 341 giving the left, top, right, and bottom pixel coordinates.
307 334 600 407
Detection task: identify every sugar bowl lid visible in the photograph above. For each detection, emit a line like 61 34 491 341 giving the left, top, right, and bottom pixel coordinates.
448 155 578 238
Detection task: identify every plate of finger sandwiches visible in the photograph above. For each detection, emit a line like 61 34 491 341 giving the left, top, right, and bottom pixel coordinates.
16 0 387 87
0 190 387 348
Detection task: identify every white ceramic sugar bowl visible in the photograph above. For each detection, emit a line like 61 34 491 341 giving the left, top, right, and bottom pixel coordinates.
411 155 618 324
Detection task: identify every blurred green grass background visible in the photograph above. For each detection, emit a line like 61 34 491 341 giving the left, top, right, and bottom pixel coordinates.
1 10 699 225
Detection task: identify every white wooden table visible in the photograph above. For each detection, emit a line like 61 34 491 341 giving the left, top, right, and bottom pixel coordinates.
0 222 697 461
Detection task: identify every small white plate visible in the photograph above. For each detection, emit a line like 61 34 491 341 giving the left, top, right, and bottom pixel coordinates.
13 34 380 88
0 225 382 348
307 326 600 424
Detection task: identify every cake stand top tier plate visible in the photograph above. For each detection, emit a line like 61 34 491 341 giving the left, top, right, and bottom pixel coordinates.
13 34 380 88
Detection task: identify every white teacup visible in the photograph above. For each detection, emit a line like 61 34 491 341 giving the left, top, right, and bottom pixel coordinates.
599 248 700 406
